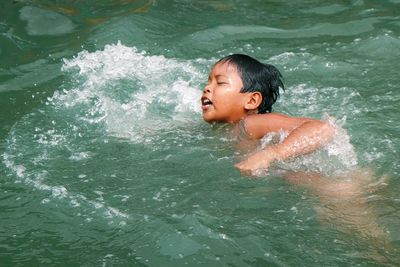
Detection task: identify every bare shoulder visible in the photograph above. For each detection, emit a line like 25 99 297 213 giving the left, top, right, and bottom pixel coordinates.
243 113 315 139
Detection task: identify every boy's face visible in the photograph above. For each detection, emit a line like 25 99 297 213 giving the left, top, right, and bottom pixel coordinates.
201 61 249 123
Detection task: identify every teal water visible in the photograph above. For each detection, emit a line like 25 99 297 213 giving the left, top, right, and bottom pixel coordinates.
1 1 400 266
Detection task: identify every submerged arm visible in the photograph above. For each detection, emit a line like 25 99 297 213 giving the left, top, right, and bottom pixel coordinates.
235 115 335 172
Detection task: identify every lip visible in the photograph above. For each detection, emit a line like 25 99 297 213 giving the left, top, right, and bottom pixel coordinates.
201 105 210 111
201 96 213 111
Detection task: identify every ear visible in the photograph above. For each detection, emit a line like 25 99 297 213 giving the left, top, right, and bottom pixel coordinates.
244 92 262 111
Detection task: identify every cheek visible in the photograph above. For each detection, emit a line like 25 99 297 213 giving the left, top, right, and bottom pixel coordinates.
215 87 237 100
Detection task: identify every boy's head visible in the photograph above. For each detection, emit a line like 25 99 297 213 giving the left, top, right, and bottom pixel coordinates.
216 54 284 114
201 54 284 123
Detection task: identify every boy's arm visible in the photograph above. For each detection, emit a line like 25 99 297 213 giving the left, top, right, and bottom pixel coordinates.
234 114 335 172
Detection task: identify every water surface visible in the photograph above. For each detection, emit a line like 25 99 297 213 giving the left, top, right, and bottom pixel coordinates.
1 0 400 266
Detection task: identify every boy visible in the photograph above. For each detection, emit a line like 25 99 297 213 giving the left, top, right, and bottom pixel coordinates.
201 54 335 173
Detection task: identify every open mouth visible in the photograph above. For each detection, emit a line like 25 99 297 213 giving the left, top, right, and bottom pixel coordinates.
201 97 213 110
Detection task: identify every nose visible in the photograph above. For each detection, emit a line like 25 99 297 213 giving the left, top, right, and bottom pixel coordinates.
203 84 211 94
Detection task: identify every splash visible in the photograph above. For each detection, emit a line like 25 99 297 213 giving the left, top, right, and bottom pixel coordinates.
58 41 203 141
259 115 358 176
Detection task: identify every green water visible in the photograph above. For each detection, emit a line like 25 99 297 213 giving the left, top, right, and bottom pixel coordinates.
1 0 400 266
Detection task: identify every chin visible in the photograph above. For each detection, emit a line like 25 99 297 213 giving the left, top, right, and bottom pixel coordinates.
202 113 217 123
202 116 214 123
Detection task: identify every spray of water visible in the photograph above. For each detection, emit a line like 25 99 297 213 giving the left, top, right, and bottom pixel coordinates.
58 41 204 141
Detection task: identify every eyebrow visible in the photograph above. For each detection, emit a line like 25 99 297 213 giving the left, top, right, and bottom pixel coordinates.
208 74 228 81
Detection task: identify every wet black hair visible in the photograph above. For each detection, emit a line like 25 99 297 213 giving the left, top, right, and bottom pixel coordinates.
216 54 284 113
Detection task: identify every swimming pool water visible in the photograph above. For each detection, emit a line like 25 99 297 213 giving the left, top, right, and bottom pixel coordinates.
1 1 400 266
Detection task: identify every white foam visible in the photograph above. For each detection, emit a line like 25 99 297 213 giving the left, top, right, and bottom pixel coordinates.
259 115 358 175
58 42 203 142
69 152 92 161
324 116 358 168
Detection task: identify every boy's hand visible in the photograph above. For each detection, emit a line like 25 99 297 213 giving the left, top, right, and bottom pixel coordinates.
234 147 278 174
